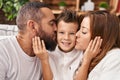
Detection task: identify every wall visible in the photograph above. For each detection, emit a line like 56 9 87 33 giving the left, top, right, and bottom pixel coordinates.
44 0 109 10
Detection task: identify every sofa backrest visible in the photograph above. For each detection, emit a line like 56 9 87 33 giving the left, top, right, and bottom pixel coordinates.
0 24 18 36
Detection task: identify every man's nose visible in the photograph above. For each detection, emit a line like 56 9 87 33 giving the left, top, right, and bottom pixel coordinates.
53 24 57 31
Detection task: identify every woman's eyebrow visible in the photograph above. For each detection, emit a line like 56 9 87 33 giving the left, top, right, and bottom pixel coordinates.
81 26 89 30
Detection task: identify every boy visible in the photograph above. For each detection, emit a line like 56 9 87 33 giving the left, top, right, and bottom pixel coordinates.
33 9 83 80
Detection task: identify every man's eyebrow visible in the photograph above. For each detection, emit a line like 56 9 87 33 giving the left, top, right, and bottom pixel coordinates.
49 19 56 23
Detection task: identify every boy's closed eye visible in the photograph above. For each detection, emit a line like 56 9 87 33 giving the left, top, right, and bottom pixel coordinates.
58 32 64 34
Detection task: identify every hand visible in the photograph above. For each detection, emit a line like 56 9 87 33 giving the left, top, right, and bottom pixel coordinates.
83 37 102 63
32 36 49 61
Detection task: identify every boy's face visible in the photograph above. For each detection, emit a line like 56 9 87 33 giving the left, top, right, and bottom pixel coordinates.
57 20 78 52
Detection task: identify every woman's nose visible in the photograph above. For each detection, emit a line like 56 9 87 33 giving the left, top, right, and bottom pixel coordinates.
76 31 80 37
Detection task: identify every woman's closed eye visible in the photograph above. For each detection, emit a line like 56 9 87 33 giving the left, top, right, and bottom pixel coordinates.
82 31 87 34
81 26 89 35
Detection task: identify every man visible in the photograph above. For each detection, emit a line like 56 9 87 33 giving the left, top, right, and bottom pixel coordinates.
0 1 57 80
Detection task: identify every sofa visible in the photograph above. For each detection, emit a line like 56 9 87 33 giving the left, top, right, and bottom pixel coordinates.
0 24 18 39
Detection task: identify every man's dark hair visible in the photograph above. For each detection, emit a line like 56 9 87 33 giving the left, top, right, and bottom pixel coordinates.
16 1 49 31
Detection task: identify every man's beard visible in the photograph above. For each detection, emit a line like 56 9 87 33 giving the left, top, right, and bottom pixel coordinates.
37 30 57 51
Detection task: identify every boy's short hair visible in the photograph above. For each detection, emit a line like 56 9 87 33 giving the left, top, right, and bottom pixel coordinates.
56 9 79 25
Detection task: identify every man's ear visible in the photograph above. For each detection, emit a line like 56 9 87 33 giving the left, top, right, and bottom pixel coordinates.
27 20 36 33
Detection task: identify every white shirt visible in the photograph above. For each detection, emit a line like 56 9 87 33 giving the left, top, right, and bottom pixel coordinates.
0 36 42 80
88 48 120 80
48 46 83 80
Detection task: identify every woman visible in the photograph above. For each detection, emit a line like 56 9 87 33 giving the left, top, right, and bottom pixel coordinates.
74 11 120 80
